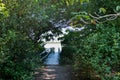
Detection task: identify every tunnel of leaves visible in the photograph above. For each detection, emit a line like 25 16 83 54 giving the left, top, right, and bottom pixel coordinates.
0 0 120 80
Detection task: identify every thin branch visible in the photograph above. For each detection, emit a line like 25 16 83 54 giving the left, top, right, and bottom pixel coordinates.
80 18 89 24
113 9 118 13
69 13 120 27
89 13 120 20
94 12 100 17
106 16 117 21
95 19 100 23
89 13 99 19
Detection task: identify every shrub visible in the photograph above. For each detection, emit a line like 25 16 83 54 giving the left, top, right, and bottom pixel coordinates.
60 46 76 64
0 30 44 80
74 24 120 79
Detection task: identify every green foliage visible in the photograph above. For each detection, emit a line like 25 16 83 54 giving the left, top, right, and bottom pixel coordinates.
60 46 76 64
0 1 9 18
0 0 45 79
116 5 120 12
61 22 120 79
0 30 43 80
99 7 106 14
0 0 120 79
77 24 120 79
60 0 120 79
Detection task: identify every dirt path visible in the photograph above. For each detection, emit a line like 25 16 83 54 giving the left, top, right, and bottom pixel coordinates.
35 65 74 80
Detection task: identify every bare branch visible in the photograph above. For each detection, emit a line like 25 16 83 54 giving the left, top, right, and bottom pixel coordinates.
106 16 117 21
89 13 99 19
94 12 100 17
69 13 120 27
80 18 89 24
89 13 120 20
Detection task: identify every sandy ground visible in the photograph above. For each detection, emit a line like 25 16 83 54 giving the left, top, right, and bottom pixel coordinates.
35 65 74 80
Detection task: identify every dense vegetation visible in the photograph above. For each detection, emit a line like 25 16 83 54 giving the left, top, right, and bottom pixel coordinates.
60 0 120 80
0 0 120 80
0 0 47 79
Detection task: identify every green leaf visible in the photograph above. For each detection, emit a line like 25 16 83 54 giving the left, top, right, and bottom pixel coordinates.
84 15 90 19
66 0 69 6
35 0 38 2
80 0 83 3
99 7 106 13
116 5 120 11
86 0 90 2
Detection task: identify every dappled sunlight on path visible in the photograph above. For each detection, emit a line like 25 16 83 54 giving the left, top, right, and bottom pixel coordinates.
35 41 74 80
35 65 74 80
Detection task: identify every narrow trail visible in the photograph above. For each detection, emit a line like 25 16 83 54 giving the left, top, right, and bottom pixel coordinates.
35 65 74 80
35 46 74 80
35 51 74 80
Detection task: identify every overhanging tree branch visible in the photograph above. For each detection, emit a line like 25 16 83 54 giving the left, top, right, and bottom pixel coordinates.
89 13 120 22
69 13 120 27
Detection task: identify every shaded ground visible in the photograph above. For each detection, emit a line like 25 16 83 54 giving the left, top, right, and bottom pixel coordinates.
35 65 74 80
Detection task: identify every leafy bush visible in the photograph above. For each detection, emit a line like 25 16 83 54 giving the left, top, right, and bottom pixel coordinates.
0 30 44 80
60 46 76 64
0 1 45 79
80 24 120 79
61 22 120 79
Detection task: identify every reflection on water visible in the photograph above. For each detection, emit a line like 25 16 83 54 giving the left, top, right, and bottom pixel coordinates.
44 42 61 65
44 52 60 65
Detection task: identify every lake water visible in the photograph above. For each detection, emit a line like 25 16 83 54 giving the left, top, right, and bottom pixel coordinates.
44 42 62 65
